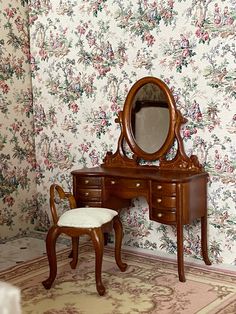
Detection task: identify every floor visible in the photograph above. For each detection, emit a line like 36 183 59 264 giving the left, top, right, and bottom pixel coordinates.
1 233 235 275
0 233 70 272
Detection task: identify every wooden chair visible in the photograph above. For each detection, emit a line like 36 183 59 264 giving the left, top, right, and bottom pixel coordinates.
42 184 127 295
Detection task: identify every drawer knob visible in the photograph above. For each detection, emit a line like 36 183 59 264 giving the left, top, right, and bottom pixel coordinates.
85 192 89 196
157 185 162 190
157 213 163 218
111 180 116 185
85 180 89 184
157 198 162 203
136 183 141 187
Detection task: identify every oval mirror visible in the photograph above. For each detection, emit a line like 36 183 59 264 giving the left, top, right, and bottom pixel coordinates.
122 77 177 161
132 83 170 153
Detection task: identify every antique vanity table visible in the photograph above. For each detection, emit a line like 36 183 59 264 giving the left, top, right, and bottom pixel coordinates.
72 76 211 282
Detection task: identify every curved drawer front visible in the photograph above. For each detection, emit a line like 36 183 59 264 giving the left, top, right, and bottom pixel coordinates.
151 209 176 224
152 195 176 208
105 177 148 190
152 182 176 195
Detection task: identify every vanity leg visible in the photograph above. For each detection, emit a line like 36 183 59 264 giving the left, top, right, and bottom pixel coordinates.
176 222 186 282
201 215 212 265
176 183 185 283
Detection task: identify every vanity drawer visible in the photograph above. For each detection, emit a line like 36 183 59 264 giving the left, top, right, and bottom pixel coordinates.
152 182 176 195
151 209 176 224
152 195 176 208
77 189 102 201
76 176 102 188
105 177 148 190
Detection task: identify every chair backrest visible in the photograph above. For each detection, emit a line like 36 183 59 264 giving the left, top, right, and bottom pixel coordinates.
50 184 77 224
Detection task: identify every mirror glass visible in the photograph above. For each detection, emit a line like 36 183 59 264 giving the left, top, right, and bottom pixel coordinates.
131 83 170 153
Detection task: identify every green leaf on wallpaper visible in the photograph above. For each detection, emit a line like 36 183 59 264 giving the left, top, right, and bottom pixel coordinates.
21 0 28 6
0 179 18 199
210 223 222 229
12 147 26 161
227 219 236 226
203 67 212 77
0 134 7 150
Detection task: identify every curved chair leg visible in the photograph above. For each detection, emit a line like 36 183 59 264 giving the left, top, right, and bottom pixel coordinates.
42 226 61 289
90 228 105 296
70 237 79 269
113 216 128 272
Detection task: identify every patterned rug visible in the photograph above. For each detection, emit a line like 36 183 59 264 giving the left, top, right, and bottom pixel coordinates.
1 244 236 314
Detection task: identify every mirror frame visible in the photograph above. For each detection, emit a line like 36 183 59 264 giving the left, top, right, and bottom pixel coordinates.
122 76 176 161
103 75 203 172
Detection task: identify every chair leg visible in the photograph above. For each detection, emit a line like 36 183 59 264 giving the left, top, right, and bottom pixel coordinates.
113 216 127 272
42 226 60 289
90 228 105 296
70 237 79 269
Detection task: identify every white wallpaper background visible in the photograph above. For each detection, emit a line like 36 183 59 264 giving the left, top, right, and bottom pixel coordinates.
1 0 236 268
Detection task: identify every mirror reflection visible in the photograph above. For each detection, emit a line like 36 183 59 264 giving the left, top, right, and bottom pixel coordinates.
131 83 170 153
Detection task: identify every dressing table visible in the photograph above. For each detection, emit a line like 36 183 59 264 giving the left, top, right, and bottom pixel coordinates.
72 76 211 282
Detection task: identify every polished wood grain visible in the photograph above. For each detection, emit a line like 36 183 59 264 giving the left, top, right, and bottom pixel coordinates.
42 184 127 296
72 167 210 282
72 76 211 282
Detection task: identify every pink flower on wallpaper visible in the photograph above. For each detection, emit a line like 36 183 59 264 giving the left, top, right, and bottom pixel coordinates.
195 28 202 38
183 129 191 138
39 48 48 60
4 8 17 18
69 102 79 113
182 48 190 58
15 16 24 32
11 122 21 132
77 25 86 35
175 59 181 67
3 196 15 207
195 28 210 43
28 15 38 25
143 32 155 46
202 31 209 42
0 81 9 94
100 119 107 126
163 9 172 20
21 44 30 58
80 143 91 153
44 158 53 170
111 102 120 113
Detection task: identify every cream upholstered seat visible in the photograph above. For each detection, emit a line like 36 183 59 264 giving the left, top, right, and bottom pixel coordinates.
42 184 127 296
58 207 118 228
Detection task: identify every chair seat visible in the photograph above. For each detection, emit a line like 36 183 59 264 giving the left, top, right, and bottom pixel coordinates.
58 207 118 228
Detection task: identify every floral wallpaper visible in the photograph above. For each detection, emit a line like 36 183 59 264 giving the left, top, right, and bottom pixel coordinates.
1 0 236 268
0 0 38 240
